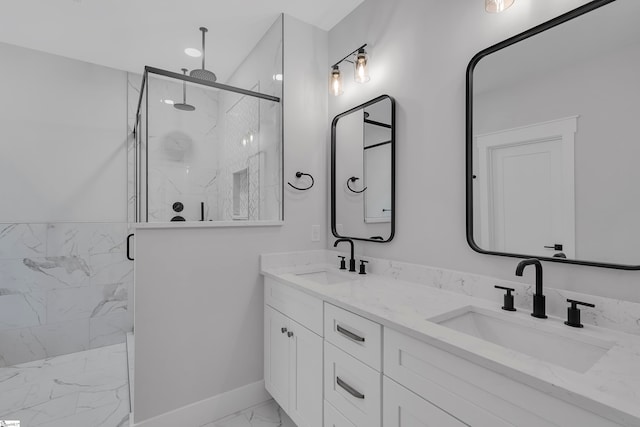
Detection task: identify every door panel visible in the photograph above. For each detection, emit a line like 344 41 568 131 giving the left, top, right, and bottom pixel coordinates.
264 305 290 411
491 139 562 256
289 318 323 427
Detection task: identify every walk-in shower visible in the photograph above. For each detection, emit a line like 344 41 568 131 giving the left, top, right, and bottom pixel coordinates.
0 40 134 373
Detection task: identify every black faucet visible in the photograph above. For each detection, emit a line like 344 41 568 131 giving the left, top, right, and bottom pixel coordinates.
334 238 356 272
515 258 547 319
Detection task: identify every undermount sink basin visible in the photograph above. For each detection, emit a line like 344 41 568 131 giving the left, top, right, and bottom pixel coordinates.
295 270 350 285
430 306 614 373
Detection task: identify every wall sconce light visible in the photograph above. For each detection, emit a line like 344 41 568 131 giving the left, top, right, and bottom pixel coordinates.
330 43 369 96
354 48 370 83
330 65 344 96
485 0 514 13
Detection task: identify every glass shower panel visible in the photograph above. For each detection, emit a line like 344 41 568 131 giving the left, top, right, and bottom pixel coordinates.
140 72 281 223
146 74 220 222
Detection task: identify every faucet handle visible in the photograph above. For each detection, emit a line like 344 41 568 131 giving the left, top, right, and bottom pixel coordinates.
564 299 595 328
337 256 346 270
359 260 369 275
494 285 516 311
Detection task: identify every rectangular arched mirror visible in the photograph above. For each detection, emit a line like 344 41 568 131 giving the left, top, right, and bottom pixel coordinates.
332 95 396 242
467 0 640 269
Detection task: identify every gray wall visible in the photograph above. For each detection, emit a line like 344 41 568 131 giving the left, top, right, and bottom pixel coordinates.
327 0 640 302
0 42 127 223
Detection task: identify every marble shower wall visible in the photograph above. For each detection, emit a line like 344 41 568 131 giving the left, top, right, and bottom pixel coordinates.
220 87 261 220
0 222 133 366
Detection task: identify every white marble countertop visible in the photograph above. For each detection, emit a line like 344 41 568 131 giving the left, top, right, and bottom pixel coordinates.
261 257 640 426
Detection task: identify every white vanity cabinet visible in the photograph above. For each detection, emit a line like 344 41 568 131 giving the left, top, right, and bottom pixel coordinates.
263 273 632 427
264 278 323 427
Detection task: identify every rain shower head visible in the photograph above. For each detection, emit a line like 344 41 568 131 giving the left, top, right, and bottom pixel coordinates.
174 68 196 111
174 103 195 111
190 27 217 82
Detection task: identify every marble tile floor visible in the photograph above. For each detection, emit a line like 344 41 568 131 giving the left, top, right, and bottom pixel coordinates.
0 339 293 427
0 343 129 427
202 400 296 427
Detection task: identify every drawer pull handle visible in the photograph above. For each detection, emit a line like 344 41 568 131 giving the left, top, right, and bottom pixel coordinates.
336 324 365 342
336 377 365 399
281 327 287 334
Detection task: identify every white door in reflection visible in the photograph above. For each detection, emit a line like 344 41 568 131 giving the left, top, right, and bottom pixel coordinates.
476 117 576 258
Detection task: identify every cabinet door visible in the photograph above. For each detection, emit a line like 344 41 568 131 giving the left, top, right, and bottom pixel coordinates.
264 305 290 411
289 318 323 427
383 377 467 427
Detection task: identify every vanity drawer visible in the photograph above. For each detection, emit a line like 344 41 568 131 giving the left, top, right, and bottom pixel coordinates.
324 341 381 427
383 327 621 427
324 401 357 427
265 277 323 336
324 303 382 370
383 376 467 427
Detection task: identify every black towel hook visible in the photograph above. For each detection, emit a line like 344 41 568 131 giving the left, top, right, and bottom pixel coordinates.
347 176 367 193
288 171 314 191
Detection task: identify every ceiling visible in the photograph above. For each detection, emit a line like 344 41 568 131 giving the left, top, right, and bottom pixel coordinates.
0 0 364 81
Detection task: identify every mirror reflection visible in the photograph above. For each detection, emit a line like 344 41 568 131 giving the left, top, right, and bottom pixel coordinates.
468 0 640 268
332 95 395 242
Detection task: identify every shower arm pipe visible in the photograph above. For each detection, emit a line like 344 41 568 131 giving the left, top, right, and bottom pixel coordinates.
201 27 207 70
181 68 187 103
182 74 187 101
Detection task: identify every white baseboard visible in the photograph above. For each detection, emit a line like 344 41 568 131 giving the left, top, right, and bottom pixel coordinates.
130 380 271 427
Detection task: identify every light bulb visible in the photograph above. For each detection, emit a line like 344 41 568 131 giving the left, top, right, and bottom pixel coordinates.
330 66 343 96
354 49 370 83
485 0 514 13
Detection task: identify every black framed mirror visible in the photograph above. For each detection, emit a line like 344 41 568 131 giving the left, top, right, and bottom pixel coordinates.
466 0 640 270
332 95 396 242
